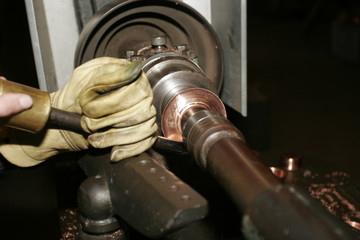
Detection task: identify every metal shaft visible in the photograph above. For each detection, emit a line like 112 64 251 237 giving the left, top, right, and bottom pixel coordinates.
182 109 278 208
182 109 353 240
49 108 83 132
207 137 279 209
207 137 351 239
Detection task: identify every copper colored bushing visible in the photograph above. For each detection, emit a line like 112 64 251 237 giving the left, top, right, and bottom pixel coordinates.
161 88 226 142
182 110 244 168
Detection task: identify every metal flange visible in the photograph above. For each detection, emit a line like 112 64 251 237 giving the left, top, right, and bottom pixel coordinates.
75 0 224 91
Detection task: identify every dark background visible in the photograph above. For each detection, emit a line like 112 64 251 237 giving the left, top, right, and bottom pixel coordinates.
245 0 360 179
0 0 360 239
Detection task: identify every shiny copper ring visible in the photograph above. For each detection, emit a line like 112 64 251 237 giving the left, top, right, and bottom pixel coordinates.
161 88 226 142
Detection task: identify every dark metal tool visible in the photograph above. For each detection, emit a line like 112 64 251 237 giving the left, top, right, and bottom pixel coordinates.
77 151 208 238
48 108 83 132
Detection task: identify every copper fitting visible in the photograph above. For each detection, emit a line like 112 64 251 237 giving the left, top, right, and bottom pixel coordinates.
269 167 287 180
278 153 303 172
182 110 244 168
161 88 226 142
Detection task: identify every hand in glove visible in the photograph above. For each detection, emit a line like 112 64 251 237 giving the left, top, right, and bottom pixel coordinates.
0 57 157 167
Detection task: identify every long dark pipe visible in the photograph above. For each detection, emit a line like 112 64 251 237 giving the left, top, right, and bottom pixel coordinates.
207 137 279 209
182 109 353 240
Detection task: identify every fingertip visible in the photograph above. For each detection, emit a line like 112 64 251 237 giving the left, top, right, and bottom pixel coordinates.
18 95 33 109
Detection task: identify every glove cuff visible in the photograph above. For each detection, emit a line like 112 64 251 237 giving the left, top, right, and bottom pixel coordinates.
0 128 69 167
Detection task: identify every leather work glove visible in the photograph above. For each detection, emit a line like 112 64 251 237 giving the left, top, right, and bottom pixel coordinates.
0 57 157 167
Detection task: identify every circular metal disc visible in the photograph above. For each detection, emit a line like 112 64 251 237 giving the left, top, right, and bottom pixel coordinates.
75 0 224 90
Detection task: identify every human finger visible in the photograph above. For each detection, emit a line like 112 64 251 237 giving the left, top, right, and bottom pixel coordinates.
0 93 33 117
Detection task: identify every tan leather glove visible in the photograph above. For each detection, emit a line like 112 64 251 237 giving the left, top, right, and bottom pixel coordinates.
0 57 157 167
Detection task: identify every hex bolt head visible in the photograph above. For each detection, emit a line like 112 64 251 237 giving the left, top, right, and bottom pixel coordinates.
176 45 187 52
192 57 199 64
151 36 167 47
130 55 144 62
185 49 196 59
126 50 135 58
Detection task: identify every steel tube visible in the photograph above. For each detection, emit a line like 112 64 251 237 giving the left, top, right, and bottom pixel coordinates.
182 110 353 239
183 110 279 208
207 137 280 209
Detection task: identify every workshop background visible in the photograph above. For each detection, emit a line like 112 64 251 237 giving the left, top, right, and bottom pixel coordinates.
0 0 360 239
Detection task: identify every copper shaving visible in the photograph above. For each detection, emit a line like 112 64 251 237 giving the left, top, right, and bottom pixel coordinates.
59 208 81 240
59 208 126 239
305 171 360 231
